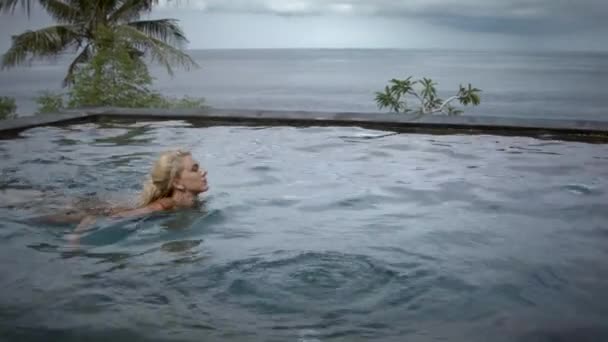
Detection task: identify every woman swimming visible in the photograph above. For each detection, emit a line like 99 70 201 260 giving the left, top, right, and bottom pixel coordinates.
67 149 208 242
118 149 208 216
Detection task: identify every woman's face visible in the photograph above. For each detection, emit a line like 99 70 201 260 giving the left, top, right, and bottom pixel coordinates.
176 155 208 194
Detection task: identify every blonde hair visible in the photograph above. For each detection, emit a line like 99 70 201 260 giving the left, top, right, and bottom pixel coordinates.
138 150 191 207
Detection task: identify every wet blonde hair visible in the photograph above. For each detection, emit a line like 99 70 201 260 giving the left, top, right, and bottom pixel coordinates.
138 150 191 207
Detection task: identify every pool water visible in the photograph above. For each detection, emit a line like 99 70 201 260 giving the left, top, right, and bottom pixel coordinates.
1 120 607 342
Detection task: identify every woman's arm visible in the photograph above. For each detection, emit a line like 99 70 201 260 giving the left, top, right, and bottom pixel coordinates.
109 206 156 219
66 199 174 247
66 214 97 247
109 198 174 219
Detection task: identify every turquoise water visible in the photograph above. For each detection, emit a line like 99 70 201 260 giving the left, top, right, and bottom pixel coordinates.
1 120 608 341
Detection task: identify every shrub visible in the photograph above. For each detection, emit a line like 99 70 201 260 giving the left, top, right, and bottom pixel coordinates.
35 42 206 113
0 96 17 120
375 76 481 115
36 91 65 114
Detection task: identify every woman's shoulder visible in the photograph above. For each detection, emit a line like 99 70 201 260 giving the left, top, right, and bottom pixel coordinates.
150 198 176 211
109 198 174 219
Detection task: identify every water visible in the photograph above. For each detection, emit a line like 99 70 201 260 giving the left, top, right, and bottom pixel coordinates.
1 49 608 120
1 120 607 341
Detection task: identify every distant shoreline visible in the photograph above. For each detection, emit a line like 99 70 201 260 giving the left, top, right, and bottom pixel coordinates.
3 47 608 59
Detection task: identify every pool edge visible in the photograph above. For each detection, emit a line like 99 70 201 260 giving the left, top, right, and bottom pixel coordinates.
2 107 608 142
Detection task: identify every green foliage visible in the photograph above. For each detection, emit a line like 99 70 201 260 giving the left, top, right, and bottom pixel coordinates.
34 42 205 113
34 90 206 114
4 1 203 114
375 76 482 115
36 91 64 114
0 96 17 120
67 38 158 108
1 0 196 86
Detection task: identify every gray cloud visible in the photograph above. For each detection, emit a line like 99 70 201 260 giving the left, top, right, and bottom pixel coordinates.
1 0 607 51
157 0 608 34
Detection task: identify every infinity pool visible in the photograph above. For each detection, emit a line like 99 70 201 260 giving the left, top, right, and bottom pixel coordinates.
1 120 607 342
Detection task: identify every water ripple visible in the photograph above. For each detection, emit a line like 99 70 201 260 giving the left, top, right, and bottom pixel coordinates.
2 123 608 342
174 251 436 318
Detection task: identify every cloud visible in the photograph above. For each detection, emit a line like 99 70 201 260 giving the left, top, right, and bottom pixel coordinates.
156 0 608 34
1 0 606 50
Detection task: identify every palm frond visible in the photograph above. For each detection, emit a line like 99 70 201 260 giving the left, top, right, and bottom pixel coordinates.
0 0 33 15
38 0 82 23
115 24 197 76
109 0 155 23
127 19 188 48
388 77 414 97
375 86 405 113
457 83 482 106
1 25 79 68
63 43 91 86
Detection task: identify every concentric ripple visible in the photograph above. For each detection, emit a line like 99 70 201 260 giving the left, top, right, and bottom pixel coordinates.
178 251 430 316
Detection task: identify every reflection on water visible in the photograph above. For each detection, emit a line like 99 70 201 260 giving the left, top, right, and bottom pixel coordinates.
0 121 607 342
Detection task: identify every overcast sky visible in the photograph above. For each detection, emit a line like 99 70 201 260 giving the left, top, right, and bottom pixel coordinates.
1 0 608 51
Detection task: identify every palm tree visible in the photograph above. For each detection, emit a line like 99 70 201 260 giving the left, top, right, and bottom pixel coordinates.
375 76 482 115
0 0 158 15
0 0 196 86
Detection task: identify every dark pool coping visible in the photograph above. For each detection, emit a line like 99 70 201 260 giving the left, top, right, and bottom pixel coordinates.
1 107 608 142
0 110 91 133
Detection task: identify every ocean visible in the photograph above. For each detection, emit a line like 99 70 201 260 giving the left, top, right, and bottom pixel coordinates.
1 49 607 120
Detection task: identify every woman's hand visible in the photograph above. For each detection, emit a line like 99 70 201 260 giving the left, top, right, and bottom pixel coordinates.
67 215 97 247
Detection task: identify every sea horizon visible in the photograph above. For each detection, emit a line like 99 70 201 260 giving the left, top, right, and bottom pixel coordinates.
1 48 607 120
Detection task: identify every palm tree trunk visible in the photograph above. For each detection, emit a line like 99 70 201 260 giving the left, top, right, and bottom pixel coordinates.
434 95 459 113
